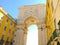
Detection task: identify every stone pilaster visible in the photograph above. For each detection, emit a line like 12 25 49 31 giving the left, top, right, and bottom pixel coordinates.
37 23 47 45
14 24 25 45
23 31 27 45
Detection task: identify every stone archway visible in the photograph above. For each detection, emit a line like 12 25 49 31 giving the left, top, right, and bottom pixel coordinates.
24 16 38 45
24 16 37 27
15 4 47 45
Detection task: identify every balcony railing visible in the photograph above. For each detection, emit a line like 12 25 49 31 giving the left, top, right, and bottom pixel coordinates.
47 29 60 45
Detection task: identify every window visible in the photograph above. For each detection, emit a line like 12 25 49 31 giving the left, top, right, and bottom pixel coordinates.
1 35 4 39
4 26 7 31
0 23 1 27
10 22 12 26
48 2 49 7
12 31 14 35
6 19 8 23
0 35 4 44
46 11 48 15
9 29 11 33
1 16 4 19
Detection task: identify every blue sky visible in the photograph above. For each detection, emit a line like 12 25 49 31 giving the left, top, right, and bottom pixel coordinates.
0 0 46 18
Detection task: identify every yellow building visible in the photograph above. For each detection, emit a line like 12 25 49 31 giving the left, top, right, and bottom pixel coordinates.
46 0 60 45
46 0 55 42
0 6 16 45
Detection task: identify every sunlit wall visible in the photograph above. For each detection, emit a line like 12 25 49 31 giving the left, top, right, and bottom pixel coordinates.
26 25 38 45
0 11 4 20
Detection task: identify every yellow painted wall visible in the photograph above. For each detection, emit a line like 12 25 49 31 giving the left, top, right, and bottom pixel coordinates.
46 0 55 41
0 10 16 44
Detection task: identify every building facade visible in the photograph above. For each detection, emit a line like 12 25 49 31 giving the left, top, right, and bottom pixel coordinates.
15 0 60 45
14 4 48 45
0 0 60 45
47 0 60 45
0 6 16 45
46 0 55 42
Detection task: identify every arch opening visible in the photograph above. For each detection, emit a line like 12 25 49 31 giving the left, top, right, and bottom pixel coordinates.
26 24 38 45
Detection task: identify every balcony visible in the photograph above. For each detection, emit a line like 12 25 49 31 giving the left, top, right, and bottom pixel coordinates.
47 29 60 45
47 20 60 45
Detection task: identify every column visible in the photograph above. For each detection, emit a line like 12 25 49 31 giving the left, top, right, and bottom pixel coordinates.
14 25 24 45
38 24 43 45
38 24 47 45
23 31 27 45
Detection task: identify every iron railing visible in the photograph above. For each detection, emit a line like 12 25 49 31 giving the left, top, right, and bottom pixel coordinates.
47 29 60 45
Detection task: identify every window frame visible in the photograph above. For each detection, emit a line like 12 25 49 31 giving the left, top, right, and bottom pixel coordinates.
4 26 7 31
